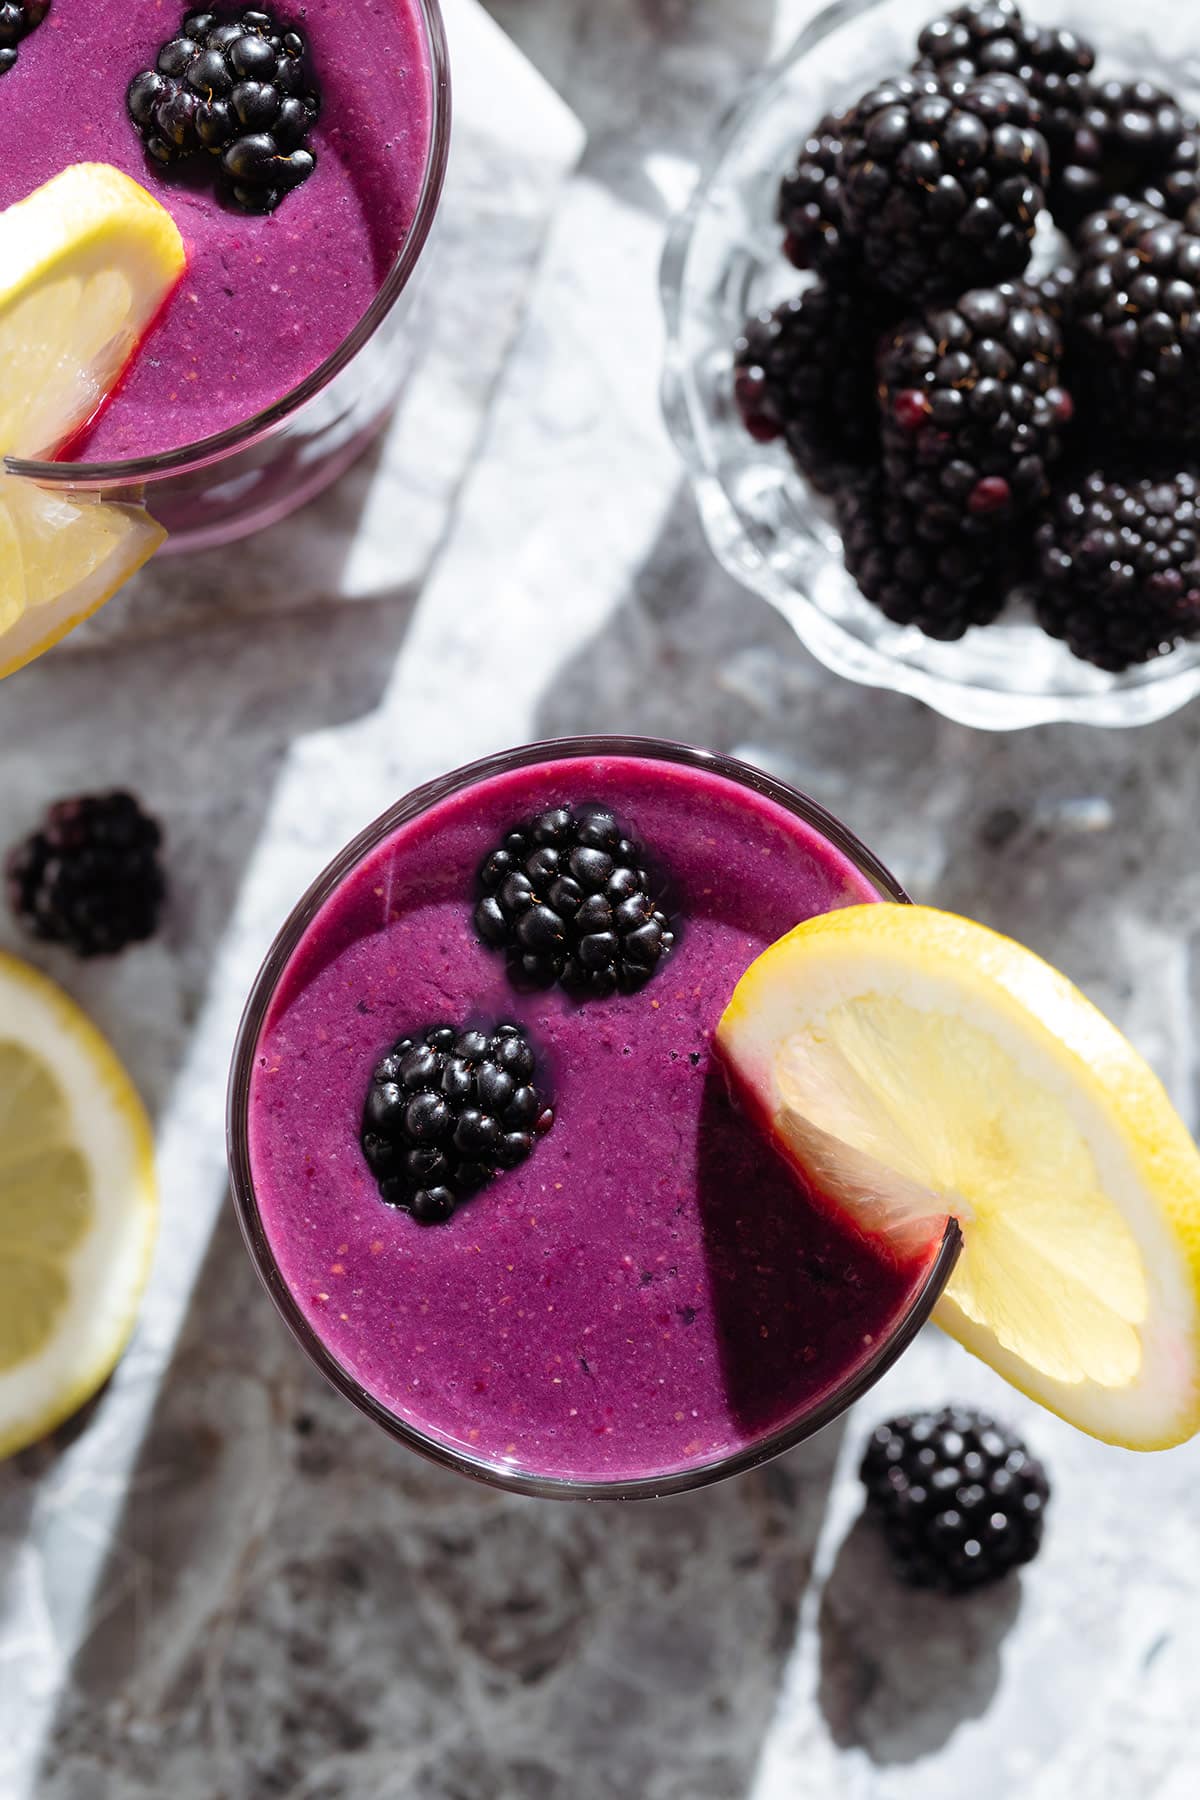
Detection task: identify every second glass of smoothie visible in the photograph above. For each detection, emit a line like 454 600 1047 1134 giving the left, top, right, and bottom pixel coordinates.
1 0 449 549
228 738 959 1498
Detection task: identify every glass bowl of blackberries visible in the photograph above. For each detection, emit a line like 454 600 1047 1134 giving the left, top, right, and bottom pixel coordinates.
661 0 1200 729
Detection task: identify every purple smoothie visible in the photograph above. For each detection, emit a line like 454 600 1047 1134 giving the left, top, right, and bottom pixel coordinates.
0 1 433 459
245 753 941 1485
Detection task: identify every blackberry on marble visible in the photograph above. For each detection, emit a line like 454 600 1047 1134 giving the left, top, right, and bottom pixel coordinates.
860 1406 1050 1592
475 805 675 998
127 7 318 212
878 282 1072 527
5 791 166 957
835 71 1049 305
1033 468 1200 669
1070 198 1200 444
361 1023 554 1224
733 282 884 492
0 0 48 76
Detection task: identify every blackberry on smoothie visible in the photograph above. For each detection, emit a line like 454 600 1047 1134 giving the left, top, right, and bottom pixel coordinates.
234 745 951 1493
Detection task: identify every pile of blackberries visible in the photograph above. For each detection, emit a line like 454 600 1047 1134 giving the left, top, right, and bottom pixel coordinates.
735 0 1200 671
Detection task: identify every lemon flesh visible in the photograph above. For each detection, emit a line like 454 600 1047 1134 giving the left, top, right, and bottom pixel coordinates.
0 475 164 678
0 163 186 458
0 163 185 677
716 905 1200 1449
0 954 158 1459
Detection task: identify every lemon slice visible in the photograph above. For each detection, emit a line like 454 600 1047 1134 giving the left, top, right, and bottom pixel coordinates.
716 905 1200 1450
0 163 185 457
0 163 185 677
0 953 158 1459
0 475 164 679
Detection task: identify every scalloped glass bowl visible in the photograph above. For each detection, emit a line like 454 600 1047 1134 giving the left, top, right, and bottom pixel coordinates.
660 0 1200 730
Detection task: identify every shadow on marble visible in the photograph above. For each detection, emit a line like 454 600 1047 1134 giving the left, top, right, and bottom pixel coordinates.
485 0 780 219
531 482 940 767
35 1194 847 1800
0 571 420 1124
0 575 422 1663
815 1511 1022 1764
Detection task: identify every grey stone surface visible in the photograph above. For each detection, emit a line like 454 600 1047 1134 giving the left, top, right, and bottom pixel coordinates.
3 2 1200 1797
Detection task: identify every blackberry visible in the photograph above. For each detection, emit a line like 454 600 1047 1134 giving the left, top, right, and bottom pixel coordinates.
1033 468 1200 670
879 282 1072 527
475 805 675 998
0 0 47 76
733 283 883 492
776 109 856 278
1134 129 1200 229
127 7 318 213
1053 80 1191 234
914 0 1093 167
360 1023 554 1224
5 792 166 957
836 473 1015 638
1070 199 1200 444
835 71 1049 305
860 1406 1050 1592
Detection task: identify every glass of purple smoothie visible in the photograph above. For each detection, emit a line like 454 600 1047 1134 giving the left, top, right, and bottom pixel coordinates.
1 1 448 551
228 739 960 1499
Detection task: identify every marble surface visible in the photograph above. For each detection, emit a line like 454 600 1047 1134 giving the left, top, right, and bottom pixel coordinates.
3 1 1200 1796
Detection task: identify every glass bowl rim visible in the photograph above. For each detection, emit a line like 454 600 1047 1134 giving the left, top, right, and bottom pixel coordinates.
3 0 451 489
226 732 962 1502
657 0 1200 731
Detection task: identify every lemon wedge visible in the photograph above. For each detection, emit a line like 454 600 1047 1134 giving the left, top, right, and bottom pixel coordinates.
716 904 1200 1450
0 953 158 1460
0 476 165 679
0 163 185 678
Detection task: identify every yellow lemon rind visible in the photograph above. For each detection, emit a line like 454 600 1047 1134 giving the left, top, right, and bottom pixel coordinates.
0 953 158 1460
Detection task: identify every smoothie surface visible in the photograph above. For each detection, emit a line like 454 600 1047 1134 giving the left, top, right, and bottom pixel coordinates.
246 754 940 1484
0 1 433 459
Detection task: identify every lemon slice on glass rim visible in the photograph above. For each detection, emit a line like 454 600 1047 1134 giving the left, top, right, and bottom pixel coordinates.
0 953 158 1459
0 162 186 679
716 904 1200 1451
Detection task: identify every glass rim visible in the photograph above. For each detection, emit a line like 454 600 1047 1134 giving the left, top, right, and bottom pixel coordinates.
3 0 450 489
226 734 962 1501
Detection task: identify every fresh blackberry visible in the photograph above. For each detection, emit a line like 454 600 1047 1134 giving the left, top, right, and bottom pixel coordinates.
127 7 319 213
1053 80 1190 234
879 282 1072 527
0 0 48 75
914 0 1093 166
776 109 856 278
360 1023 554 1224
860 1406 1050 1592
475 804 675 998
1034 262 1076 323
1134 128 1200 228
835 71 1049 305
733 283 883 492
5 792 166 957
1033 468 1200 669
836 473 1016 638
1070 199 1200 444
